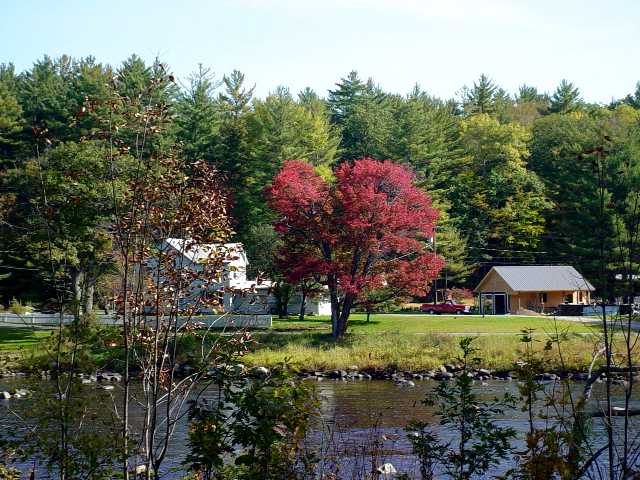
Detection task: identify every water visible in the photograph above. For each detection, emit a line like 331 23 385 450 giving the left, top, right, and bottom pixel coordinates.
1 378 638 478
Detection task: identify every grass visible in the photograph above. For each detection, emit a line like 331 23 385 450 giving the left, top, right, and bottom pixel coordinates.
245 330 605 372
245 313 612 371
272 313 599 335
0 314 624 373
0 327 50 351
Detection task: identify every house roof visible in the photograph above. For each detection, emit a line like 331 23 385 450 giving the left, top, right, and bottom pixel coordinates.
164 238 247 266
476 265 595 292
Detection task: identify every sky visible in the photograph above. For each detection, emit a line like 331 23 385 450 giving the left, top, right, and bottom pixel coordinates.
2 0 640 102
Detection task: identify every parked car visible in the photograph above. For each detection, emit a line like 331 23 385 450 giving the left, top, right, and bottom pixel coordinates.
420 300 470 315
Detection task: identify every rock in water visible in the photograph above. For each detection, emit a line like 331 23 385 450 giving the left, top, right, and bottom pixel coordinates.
376 463 397 476
251 366 270 377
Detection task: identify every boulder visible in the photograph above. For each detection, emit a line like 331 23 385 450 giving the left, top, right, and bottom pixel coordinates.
376 463 397 476
230 363 246 375
1 391 11 400
251 366 270 377
435 371 454 381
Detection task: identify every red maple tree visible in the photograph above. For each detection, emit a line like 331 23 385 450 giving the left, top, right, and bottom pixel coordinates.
267 157 444 338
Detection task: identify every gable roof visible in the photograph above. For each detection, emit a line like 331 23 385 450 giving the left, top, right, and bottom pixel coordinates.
476 265 595 292
164 238 247 266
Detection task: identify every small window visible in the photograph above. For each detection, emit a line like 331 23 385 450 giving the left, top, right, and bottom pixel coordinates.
539 292 548 303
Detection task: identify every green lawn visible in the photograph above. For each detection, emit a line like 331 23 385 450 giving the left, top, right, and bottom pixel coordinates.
272 313 599 335
248 313 607 371
0 327 50 351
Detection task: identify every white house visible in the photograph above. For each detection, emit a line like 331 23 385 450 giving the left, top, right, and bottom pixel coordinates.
163 238 331 316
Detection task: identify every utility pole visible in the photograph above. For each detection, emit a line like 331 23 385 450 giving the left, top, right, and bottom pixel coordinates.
433 226 437 304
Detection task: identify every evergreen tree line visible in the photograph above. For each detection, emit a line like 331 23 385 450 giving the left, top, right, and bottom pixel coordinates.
1 54 640 307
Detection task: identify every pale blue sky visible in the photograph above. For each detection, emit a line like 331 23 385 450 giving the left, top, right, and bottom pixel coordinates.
3 0 640 102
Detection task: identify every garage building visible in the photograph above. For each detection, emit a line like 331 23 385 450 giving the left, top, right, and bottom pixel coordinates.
474 265 595 315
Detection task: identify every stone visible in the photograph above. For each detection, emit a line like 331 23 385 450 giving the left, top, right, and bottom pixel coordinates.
231 363 245 375
1 391 11 400
251 366 270 377
100 385 115 391
81 379 93 385
444 364 456 372
376 463 397 476
347 365 359 371
396 379 415 387
435 371 454 381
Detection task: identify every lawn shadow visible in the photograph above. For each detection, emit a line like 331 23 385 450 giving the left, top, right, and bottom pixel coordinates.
0 326 45 350
253 331 364 350
345 319 382 326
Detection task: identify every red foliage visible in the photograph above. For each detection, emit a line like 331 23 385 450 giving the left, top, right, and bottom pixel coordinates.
267 158 444 335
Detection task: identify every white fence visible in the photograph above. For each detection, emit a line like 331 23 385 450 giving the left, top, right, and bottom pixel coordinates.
0 312 272 329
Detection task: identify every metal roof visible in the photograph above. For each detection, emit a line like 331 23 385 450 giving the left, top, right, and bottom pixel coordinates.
478 265 595 292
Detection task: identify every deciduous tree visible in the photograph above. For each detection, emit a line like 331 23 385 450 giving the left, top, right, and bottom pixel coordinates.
267 158 443 338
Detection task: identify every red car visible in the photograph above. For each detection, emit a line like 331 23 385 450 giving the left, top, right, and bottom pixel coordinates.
421 300 470 314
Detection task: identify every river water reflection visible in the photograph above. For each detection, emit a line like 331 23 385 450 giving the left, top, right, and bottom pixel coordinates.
1 378 638 478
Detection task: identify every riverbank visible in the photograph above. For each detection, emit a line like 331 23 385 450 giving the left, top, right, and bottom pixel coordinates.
0 313 630 374
246 330 602 372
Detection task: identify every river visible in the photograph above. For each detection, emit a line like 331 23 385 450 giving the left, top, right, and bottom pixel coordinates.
1 378 638 478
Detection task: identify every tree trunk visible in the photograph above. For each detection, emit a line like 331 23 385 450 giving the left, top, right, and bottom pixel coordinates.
71 269 83 319
298 289 307 322
336 293 355 338
366 310 371 323
83 282 94 315
328 278 340 338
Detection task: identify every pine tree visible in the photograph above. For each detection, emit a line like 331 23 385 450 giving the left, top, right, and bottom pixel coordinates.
213 70 255 235
240 86 339 237
529 109 635 295
621 81 640 109
517 84 545 103
0 80 23 163
462 74 498 115
328 71 391 160
17 55 76 141
175 65 221 162
549 79 582 113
